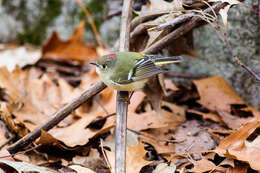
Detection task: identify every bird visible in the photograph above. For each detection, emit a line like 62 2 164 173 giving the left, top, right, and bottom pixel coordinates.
90 52 182 91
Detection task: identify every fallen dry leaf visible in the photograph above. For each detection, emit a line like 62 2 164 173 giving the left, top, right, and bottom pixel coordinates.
0 159 53 173
226 163 248 173
139 128 176 154
188 109 223 123
189 158 217 172
152 162 176 173
128 110 177 131
69 165 96 173
189 157 226 172
72 149 108 172
0 45 41 71
194 76 245 113
0 65 116 149
106 143 151 173
140 0 184 15
143 75 165 118
128 91 146 112
49 112 115 147
173 119 219 155
42 21 98 62
217 110 252 130
215 116 260 171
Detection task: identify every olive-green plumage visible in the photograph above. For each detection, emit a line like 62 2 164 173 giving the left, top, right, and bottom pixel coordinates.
91 52 182 91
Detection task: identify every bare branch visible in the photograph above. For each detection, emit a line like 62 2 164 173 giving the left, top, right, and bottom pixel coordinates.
116 0 134 173
220 28 260 81
74 0 104 48
142 2 227 54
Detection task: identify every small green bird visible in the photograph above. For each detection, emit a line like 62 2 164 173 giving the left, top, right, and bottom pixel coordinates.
90 52 182 91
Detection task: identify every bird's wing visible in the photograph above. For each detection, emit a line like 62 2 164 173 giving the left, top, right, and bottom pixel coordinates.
117 57 165 84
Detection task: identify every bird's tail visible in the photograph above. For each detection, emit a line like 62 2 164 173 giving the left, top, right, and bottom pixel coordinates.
148 55 182 66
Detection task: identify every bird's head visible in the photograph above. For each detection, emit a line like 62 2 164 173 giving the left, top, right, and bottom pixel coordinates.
90 53 117 73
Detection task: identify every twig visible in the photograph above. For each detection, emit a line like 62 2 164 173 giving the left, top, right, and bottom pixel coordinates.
141 2 228 54
206 10 260 82
130 23 155 40
100 139 112 172
154 13 195 31
219 28 260 81
115 0 133 173
130 11 169 31
7 80 106 154
74 0 104 48
185 142 196 165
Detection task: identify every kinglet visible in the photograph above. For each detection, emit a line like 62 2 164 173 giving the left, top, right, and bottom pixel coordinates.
90 52 182 91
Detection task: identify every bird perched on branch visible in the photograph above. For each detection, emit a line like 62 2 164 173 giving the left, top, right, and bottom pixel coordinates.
90 52 182 91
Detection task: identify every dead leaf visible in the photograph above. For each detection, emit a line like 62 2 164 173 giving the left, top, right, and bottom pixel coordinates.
72 149 108 172
128 111 171 131
42 21 98 62
215 116 260 171
0 103 29 137
219 158 235 168
168 31 198 57
0 45 41 71
0 65 114 148
194 76 245 113
49 112 115 147
226 163 248 173
106 143 151 173
0 159 53 173
209 0 240 5
143 75 165 118
174 119 218 155
37 130 60 146
188 109 223 123
217 110 252 130
152 162 176 173
189 158 226 172
164 79 178 91
128 91 146 112
209 0 240 30
219 5 231 29
69 165 95 173
140 0 184 16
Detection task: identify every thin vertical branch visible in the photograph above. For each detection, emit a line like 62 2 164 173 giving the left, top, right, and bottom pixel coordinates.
119 0 133 51
74 0 104 48
115 91 129 173
116 0 133 173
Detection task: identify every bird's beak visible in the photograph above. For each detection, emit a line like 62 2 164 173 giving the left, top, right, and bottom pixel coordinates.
90 62 99 67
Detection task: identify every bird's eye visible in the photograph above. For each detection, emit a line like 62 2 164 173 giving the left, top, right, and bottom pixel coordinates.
102 65 107 69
